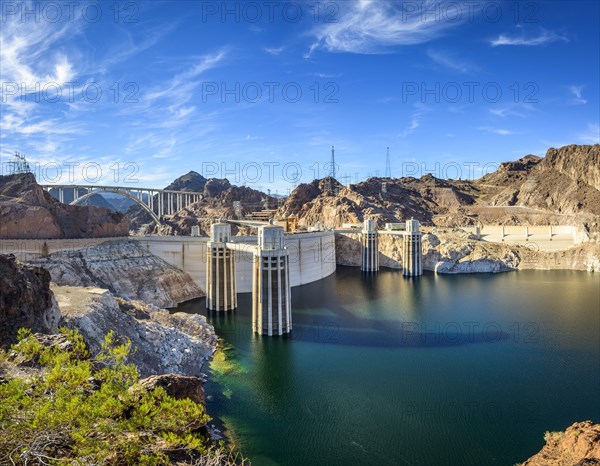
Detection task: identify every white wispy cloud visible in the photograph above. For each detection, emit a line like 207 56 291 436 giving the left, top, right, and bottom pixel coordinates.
94 24 177 74
398 105 427 138
578 124 600 144
144 51 227 105
568 85 587 105
264 46 284 55
123 49 226 160
478 126 514 136
426 48 479 73
490 28 568 47
120 49 228 162
306 0 464 56
0 10 87 157
489 103 536 119
311 72 342 79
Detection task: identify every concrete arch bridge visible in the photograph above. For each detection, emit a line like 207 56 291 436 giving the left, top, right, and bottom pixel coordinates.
41 184 203 225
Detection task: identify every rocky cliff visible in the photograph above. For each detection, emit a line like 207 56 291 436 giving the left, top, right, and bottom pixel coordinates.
53 285 217 378
480 145 600 226
28 240 203 307
335 229 600 273
0 252 216 376
0 173 129 239
519 421 600 466
277 145 600 235
0 254 60 346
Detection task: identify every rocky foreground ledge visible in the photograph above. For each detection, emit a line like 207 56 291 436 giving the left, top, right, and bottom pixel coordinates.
519 421 600 466
52 285 217 377
0 255 60 346
1 253 217 378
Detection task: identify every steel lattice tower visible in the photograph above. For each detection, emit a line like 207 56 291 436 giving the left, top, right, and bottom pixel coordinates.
385 147 391 178
330 146 336 180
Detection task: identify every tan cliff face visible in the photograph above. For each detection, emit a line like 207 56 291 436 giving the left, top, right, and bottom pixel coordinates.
0 173 129 239
0 253 217 378
518 421 600 466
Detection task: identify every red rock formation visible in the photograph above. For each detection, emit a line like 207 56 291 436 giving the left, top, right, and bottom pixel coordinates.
0 173 129 239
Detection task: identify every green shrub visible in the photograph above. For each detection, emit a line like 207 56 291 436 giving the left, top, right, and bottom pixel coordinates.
0 328 219 465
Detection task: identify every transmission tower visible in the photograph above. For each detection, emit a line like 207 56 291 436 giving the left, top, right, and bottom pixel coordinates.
325 145 338 195
385 147 391 178
7 151 32 175
330 146 336 179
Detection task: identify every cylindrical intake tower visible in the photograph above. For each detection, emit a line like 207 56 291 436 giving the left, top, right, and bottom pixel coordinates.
361 219 379 272
402 219 423 277
252 224 292 335
206 223 237 311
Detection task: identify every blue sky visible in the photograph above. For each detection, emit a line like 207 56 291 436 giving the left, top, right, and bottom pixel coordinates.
1 0 598 193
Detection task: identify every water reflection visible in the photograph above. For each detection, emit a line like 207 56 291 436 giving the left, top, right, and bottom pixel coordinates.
176 269 600 466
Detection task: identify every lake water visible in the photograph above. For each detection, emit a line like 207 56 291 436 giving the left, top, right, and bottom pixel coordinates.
178 268 600 466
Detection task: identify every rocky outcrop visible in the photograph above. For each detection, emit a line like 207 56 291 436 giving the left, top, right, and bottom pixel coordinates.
28 240 203 307
277 176 454 229
126 171 275 236
131 374 205 405
275 145 600 236
422 230 521 273
54 285 217 377
334 229 600 273
0 173 129 239
0 254 60 346
541 144 600 191
519 421 600 466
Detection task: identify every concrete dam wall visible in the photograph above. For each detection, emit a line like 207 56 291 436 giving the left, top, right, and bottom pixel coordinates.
0 231 337 293
134 231 336 293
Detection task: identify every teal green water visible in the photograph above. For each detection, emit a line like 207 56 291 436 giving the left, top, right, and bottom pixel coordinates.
178 268 600 466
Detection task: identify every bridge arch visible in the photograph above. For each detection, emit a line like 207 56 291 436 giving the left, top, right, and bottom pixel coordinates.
71 189 162 225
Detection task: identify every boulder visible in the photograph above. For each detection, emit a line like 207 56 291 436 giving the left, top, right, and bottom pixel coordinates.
132 374 205 405
0 254 60 347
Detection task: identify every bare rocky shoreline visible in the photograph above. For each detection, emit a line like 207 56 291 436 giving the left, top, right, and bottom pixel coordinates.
336 229 600 273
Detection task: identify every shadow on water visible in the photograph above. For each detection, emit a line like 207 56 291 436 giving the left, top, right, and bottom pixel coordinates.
175 267 600 466
288 267 512 349
181 268 512 350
